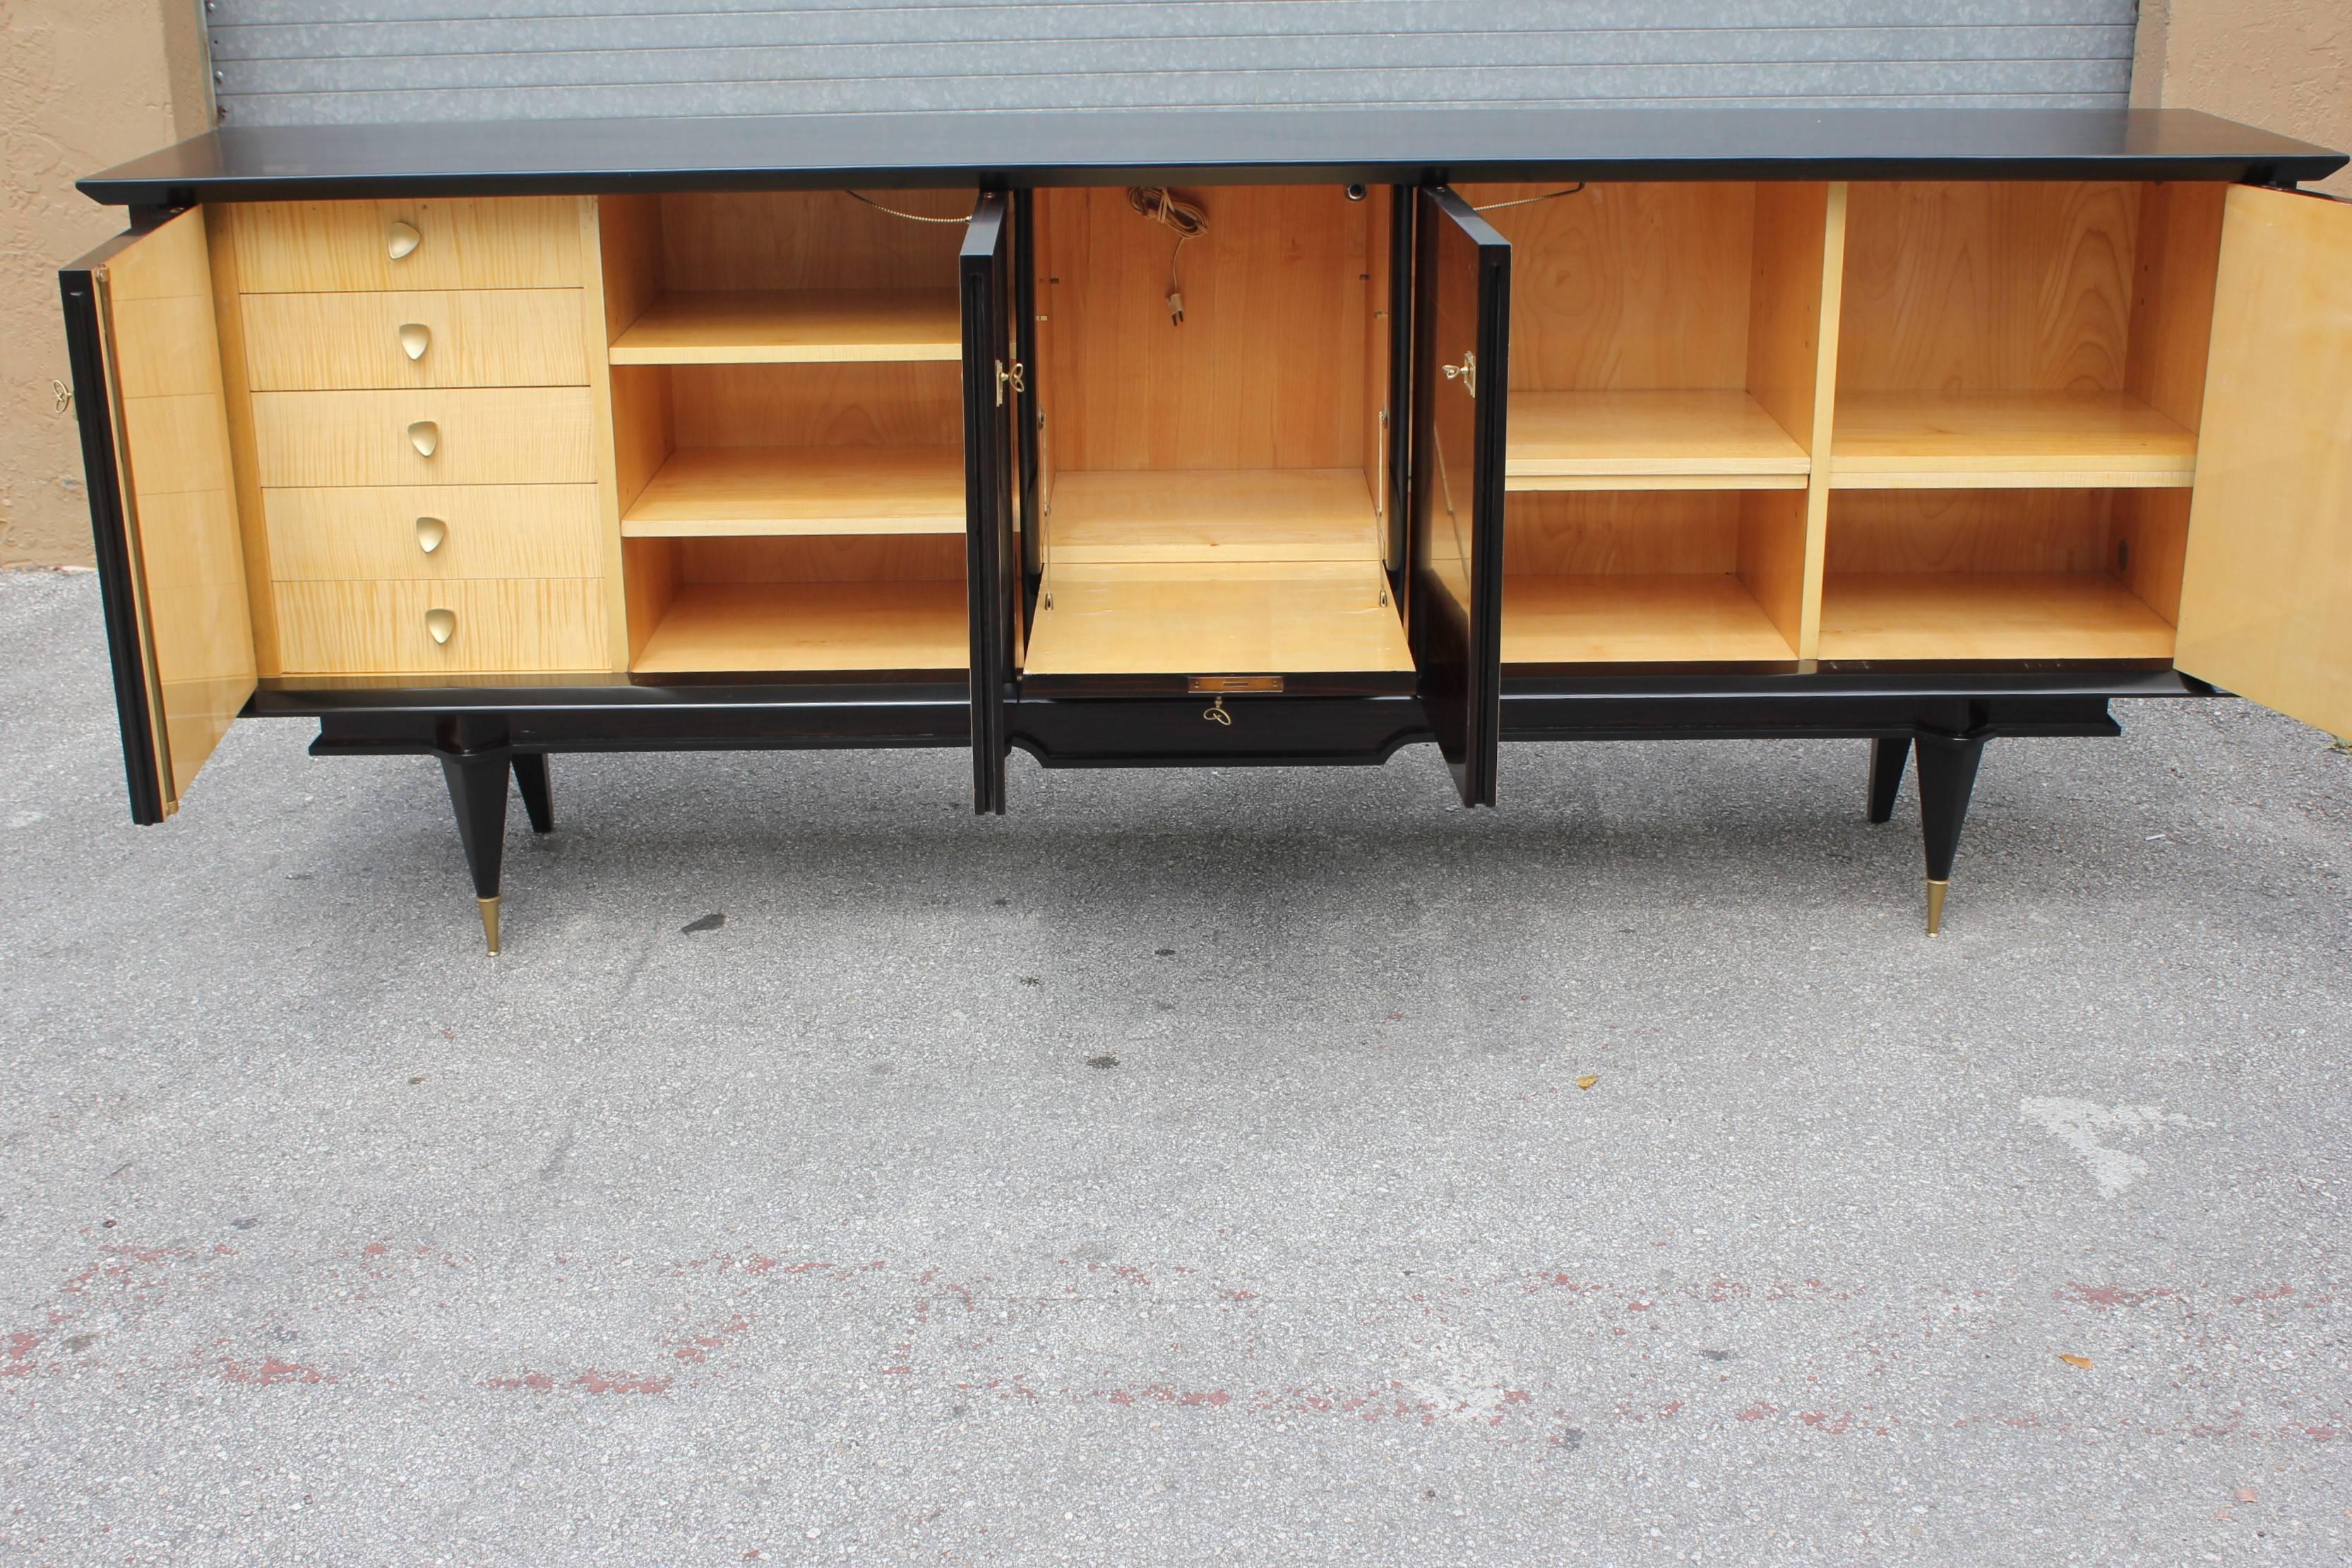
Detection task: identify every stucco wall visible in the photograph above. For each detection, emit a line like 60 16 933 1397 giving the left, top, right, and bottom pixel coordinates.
1 0 208 568
2135 0 2352 197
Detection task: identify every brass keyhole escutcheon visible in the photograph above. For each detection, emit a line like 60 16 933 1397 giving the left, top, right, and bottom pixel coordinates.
398 323 431 361
1442 350 1476 398
407 420 440 457
414 515 447 554
424 608 456 645
387 220 422 260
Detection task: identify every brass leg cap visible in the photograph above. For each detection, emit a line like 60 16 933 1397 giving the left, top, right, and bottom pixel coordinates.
478 895 501 955
1925 878 1950 937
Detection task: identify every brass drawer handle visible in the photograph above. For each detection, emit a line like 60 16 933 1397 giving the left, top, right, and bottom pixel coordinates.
407 419 439 457
388 220 422 260
424 608 456 645
398 322 431 361
414 515 447 554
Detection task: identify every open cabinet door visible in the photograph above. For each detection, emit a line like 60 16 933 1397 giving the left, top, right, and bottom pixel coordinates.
2173 188 2352 739
960 192 1017 814
58 208 256 825
1409 187 1510 807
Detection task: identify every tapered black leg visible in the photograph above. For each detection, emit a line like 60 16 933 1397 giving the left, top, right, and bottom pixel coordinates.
513 753 554 834
1913 732 1986 936
1866 736 1910 825
439 750 511 954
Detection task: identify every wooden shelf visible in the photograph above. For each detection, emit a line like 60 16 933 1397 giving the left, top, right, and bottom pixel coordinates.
632 580 967 674
1047 469 1378 563
1817 573 2178 662
1022 562 1411 676
1502 574 1797 665
1829 392 2197 489
1505 390 1810 491
609 289 961 365
622 447 965 537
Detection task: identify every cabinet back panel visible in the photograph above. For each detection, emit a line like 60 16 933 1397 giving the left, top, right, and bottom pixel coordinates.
667 362 963 448
1839 181 2139 393
1825 489 2114 574
2123 181 2226 432
657 190 970 293
677 534 965 583
1505 491 1740 575
1037 185 1370 472
1462 182 1757 394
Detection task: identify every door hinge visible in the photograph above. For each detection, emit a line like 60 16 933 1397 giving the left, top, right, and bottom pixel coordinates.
52 380 73 414
995 359 1026 406
1443 351 1476 398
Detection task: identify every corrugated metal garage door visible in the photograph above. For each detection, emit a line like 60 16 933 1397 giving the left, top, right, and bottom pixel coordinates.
208 0 2139 128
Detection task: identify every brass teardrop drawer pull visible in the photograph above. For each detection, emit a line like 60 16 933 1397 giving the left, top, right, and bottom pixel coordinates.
414 515 447 554
387 220 422 260
424 608 456 645
398 322 431 361
407 419 440 457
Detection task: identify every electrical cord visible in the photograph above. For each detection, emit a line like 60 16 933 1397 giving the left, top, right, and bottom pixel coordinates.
843 190 967 225
1472 182 1588 211
1126 186 1208 324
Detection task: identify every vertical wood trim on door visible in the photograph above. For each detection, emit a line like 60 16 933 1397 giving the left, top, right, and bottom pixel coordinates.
579 196 633 670
1798 182 1849 658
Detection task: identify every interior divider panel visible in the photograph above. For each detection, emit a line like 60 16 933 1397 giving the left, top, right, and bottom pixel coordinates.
609 288 962 364
631 580 969 674
1022 562 1411 679
1505 389 1809 490
620 446 965 537
1829 390 2198 488
1046 469 1380 563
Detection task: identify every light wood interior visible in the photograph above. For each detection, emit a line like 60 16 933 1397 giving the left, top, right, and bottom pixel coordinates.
1500 491 1803 666
1026 185 1398 680
1461 181 1833 491
1022 561 1411 678
625 534 966 674
600 191 974 672
1832 181 2225 489
1484 178 2227 666
1467 181 1833 665
1818 488 2187 662
600 189 969 365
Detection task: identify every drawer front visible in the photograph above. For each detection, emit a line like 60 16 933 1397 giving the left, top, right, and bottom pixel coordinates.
242 290 589 390
231 198 583 292
264 485 604 580
253 388 597 486
274 580 609 674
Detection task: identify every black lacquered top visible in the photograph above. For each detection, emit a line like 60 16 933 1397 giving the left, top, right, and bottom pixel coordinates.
79 104 2347 206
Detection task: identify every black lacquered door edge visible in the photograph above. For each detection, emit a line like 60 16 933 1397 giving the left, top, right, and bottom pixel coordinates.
960 191 1015 815
1408 186 1509 808
59 239 166 826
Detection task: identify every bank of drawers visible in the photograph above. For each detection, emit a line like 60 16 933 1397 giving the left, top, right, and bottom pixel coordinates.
230 196 609 676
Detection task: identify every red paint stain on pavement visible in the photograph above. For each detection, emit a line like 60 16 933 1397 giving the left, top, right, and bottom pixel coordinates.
220 1356 330 1386
1737 1404 1779 1422
669 1315 753 1365
1798 1411 1852 1435
482 1371 557 1392
571 1368 671 1395
2060 1282 2183 1309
